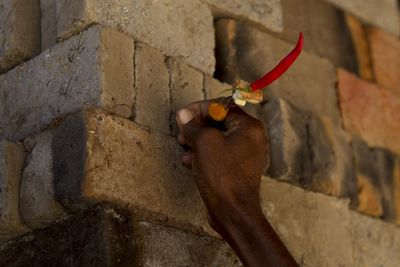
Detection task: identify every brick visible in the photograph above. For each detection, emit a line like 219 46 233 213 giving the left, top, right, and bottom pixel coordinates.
350 211 400 267
40 0 57 51
19 131 65 229
56 0 215 74
345 14 374 81
352 137 399 222
0 25 135 141
0 140 30 243
134 43 170 134
276 0 357 71
260 177 355 267
51 108 214 236
215 19 342 125
204 75 232 99
0 205 136 266
262 98 356 198
0 0 41 73
22 120 400 266
368 27 400 96
202 0 283 32
338 69 400 154
323 0 400 36
135 221 241 266
169 59 205 111
169 59 205 135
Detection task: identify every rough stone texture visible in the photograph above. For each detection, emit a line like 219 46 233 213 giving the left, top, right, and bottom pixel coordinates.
276 0 357 71
135 221 241 267
0 140 29 243
350 211 400 267
56 0 215 74
169 59 205 111
0 0 41 73
0 205 136 267
338 69 400 155
323 0 400 36
202 0 283 32
52 108 214 236
169 59 205 135
345 14 374 81
368 27 400 96
352 137 399 222
134 43 170 134
262 98 357 199
215 19 342 125
204 75 232 99
40 0 57 51
20 131 65 229
0 25 135 142
260 177 354 267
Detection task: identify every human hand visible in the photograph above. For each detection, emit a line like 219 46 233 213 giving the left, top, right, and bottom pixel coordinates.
175 98 269 233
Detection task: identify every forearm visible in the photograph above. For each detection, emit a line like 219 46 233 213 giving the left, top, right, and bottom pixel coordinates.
219 207 298 267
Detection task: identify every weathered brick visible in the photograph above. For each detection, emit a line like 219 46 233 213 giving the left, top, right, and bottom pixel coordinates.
20 131 65 229
0 205 136 266
0 25 135 141
276 0 357 71
350 211 400 267
352 137 399 222
0 140 29 243
202 0 283 32
169 59 205 111
51 108 213 236
56 0 215 74
134 43 170 134
345 14 374 81
0 0 41 72
40 0 57 51
22 121 400 266
215 19 342 125
338 69 400 154
135 221 241 266
368 27 400 96
204 75 232 99
323 0 400 36
262 98 356 198
260 177 354 267
169 59 205 135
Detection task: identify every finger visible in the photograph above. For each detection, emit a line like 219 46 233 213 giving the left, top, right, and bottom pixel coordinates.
181 119 208 147
176 99 223 143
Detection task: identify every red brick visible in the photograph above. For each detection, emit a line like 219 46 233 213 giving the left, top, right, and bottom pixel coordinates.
368 27 400 96
338 69 400 154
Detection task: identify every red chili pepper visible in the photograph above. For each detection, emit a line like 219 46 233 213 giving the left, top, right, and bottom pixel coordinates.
250 32 304 92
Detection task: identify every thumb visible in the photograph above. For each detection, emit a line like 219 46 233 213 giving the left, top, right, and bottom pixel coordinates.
176 108 206 147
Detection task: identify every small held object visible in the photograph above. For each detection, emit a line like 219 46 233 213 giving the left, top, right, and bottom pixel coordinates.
208 32 304 121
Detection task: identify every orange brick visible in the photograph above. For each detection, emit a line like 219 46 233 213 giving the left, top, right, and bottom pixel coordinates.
338 69 400 154
356 174 383 217
368 27 400 96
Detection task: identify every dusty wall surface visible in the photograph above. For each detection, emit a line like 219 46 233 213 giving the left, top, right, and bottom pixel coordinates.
0 0 400 266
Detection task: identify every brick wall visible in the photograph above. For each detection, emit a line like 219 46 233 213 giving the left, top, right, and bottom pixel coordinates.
0 0 399 265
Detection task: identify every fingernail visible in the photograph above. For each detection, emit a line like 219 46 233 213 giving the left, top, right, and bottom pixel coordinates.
177 109 193 125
